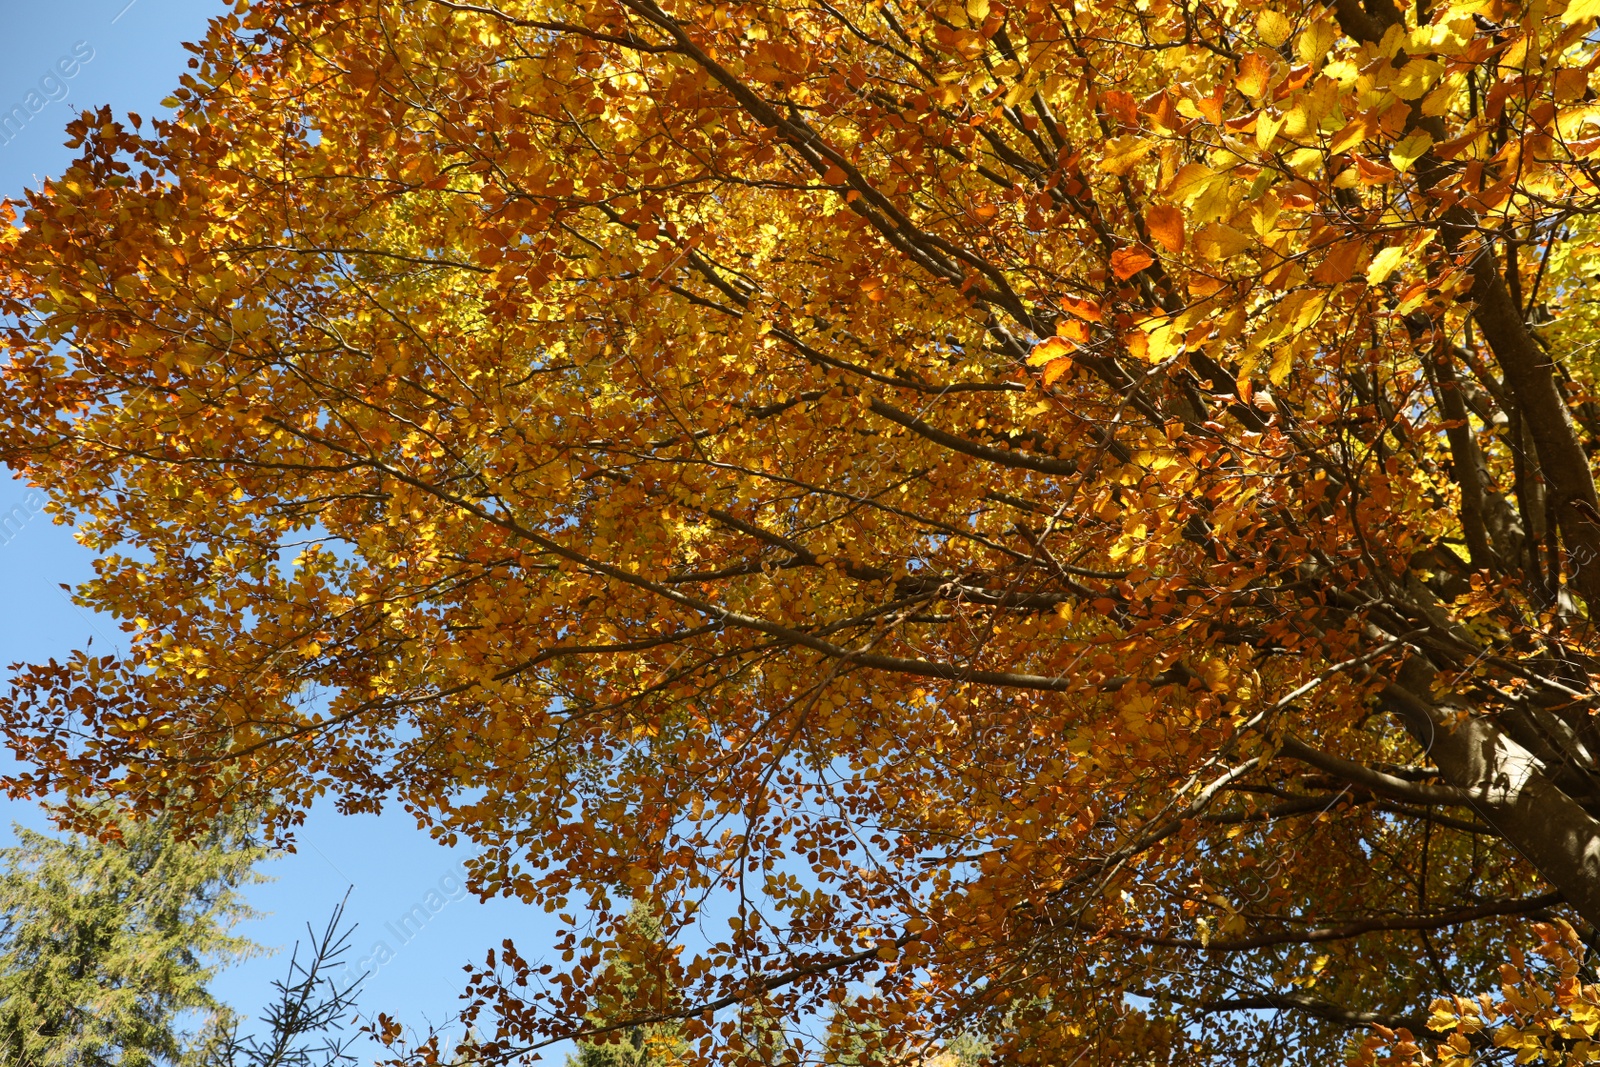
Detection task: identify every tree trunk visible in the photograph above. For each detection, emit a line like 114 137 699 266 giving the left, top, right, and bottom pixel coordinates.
1384 670 1600 928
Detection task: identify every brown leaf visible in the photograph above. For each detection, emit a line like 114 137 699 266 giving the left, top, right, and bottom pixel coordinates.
1311 239 1364 284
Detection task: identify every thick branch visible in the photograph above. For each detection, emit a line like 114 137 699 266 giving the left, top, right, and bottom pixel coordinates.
1277 736 1473 806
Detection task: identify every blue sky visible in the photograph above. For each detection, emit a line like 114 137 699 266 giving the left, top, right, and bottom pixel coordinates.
0 2 563 1057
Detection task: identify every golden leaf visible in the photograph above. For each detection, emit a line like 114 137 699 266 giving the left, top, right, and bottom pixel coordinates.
1366 245 1408 284
1389 131 1433 173
1028 336 1073 365
1256 110 1284 152
1257 9 1294 47
1235 53 1273 101
1098 135 1156 176
1563 0 1600 25
1195 223 1252 260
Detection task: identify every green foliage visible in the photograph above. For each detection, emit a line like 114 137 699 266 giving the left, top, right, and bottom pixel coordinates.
0 810 263 1067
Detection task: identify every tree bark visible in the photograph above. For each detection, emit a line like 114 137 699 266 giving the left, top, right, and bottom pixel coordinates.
1383 671 1600 928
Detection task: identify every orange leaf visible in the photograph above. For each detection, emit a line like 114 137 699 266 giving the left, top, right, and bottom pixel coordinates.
1146 205 1185 253
1056 318 1091 343
1027 336 1073 366
1143 91 1182 134
1111 246 1156 280
1101 89 1139 127
1041 356 1074 386
1311 239 1365 284
1353 154 1398 185
1062 296 1104 323
823 164 849 184
1235 53 1273 100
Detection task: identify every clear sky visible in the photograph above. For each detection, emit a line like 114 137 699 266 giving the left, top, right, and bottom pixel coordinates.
0 3 563 1057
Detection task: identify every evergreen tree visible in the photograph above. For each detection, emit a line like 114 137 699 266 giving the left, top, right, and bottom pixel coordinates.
566 906 686 1067
208 889 367 1067
0 809 262 1067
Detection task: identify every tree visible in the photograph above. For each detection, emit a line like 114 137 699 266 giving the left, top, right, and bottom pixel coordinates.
0 810 260 1066
0 808 371 1067
7 0 1600 1060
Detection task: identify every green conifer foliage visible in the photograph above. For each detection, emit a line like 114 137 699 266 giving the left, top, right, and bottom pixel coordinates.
0 811 262 1067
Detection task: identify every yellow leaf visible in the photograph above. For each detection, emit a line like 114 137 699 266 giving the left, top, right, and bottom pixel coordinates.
1144 320 1183 362
1390 131 1433 173
1563 0 1600 25
1366 245 1408 284
1557 102 1600 139
1236 53 1273 101
1004 78 1038 108
1098 135 1156 176
1269 344 1294 385
1027 336 1072 366
1328 114 1374 156
1293 291 1327 331
1296 21 1339 65
1195 223 1252 260
1393 59 1442 101
1190 174 1239 223
1281 101 1313 138
1256 111 1284 152
1257 9 1293 47
1165 162 1217 203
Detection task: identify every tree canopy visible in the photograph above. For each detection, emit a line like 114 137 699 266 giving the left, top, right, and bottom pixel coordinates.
6 0 1600 1061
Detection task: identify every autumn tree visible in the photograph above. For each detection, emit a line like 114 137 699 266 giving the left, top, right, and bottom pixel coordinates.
9 0 1600 1061
564 904 689 1067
